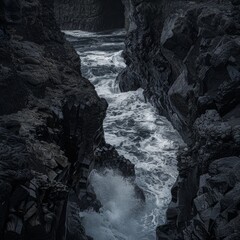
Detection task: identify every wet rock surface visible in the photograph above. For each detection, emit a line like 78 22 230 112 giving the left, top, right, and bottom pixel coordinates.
0 0 135 239
54 0 125 31
119 0 240 239
95 143 135 177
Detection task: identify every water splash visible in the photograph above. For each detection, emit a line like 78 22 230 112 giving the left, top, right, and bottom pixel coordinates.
81 169 143 240
65 30 184 240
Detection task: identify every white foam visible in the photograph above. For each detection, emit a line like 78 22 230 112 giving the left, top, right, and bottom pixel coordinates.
81 169 143 240
63 29 126 38
80 50 125 69
68 29 184 239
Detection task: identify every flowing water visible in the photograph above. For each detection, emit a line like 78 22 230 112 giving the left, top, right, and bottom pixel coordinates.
64 30 183 240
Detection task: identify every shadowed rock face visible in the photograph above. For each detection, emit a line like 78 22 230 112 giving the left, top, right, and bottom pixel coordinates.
54 0 125 31
119 0 240 239
0 0 134 239
0 0 22 23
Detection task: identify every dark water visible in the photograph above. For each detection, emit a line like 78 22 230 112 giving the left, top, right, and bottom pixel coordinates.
64 29 183 240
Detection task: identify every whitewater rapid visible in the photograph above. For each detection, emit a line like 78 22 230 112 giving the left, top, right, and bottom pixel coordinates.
65 30 183 240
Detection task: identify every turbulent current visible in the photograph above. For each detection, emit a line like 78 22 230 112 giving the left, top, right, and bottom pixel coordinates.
65 30 183 240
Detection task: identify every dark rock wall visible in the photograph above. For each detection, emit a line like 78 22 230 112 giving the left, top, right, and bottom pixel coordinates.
0 0 134 239
54 0 125 31
119 0 240 239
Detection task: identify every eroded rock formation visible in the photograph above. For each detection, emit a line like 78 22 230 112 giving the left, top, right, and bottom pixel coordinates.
0 0 134 239
119 0 240 239
54 0 125 31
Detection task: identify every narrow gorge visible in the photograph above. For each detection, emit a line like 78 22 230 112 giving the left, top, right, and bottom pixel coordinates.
64 29 183 239
0 0 240 240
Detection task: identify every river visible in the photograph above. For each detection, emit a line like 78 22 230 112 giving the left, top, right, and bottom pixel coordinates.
64 29 183 240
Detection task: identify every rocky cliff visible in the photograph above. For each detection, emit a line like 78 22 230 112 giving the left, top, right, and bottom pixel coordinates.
0 0 134 239
119 0 240 239
54 0 125 31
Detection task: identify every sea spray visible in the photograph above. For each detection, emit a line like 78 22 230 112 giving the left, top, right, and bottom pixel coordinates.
65 29 184 239
81 169 143 240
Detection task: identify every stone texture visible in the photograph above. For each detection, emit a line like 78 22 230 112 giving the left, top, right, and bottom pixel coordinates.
54 0 125 31
0 0 136 239
119 0 240 239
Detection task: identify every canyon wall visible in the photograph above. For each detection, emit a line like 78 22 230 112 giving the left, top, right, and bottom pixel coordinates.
0 0 134 239
119 0 240 239
54 0 125 31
